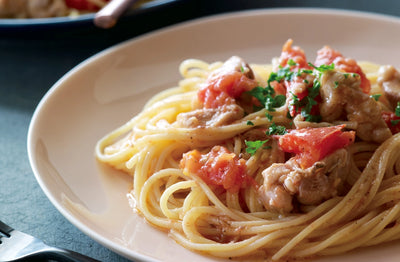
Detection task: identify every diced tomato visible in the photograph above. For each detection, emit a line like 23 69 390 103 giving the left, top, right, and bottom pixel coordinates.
278 39 311 70
315 46 371 94
65 0 108 11
180 146 251 193
198 71 257 108
276 39 318 118
270 81 286 96
277 125 355 169
382 111 400 134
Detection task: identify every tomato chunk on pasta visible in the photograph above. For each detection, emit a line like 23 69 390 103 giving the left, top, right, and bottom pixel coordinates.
277 125 355 168
180 146 250 193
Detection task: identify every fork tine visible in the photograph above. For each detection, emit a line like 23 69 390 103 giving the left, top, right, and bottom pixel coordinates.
0 220 101 261
0 220 13 237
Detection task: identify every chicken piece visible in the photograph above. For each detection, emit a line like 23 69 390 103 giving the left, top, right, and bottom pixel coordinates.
258 163 294 213
319 70 392 143
176 103 244 128
216 56 255 80
377 65 400 110
315 45 371 94
258 149 350 213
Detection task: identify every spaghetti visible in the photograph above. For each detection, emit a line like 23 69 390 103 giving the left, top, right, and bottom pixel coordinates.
96 39 400 261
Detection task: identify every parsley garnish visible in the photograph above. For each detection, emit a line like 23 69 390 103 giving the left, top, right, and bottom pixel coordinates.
395 102 400 117
370 94 381 101
248 62 336 123
290 91 299 103
389 103 400 126
391 119 400 126
266 123 287 135
248 86 272 104
288 63 333 123
287 59 297 66
290 77 322 122
334 81 339 88
265 94 286 111
308 62 335 72
286 110 293 120
247 82 285 121
246 120 254 126
245 123 286 155
309 77 321 97
269 66 296 83
245 140 269 155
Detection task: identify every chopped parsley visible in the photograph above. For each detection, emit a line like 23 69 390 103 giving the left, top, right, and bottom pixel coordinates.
266 122 287 135
308 62 335 72
248 86 273 105
370 94 381 101
391 119 400 126
287 58 297 66
395 102 400 116
245 123 287 155
247 62 306 120
286 110 293 120
245 140 270 155
248 61 337 123
334 81 339 88
246 120 254 126
266 94 286 111
290 91 299 104
296 63 336 122
247 84 285 120
390 102 400 126
290 77 322 122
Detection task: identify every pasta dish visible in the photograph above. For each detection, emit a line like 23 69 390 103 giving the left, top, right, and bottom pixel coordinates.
96 39 400 261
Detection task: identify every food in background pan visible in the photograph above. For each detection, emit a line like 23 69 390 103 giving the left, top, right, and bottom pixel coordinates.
0 0 109 18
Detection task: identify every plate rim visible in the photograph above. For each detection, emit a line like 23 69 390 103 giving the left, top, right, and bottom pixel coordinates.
27 7 400 262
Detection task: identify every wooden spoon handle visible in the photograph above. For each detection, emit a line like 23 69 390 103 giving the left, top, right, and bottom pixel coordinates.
94 0 138 29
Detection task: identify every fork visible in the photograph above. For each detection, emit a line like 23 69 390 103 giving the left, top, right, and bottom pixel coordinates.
0 220 101 262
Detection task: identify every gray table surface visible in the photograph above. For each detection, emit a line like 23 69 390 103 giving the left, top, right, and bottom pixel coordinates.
1 0 400 261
